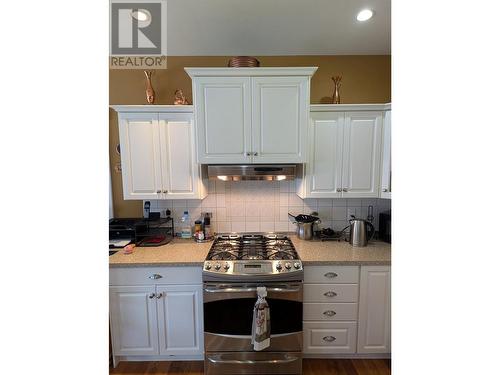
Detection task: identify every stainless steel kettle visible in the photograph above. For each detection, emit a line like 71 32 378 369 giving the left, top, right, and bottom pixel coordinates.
349 217 375 247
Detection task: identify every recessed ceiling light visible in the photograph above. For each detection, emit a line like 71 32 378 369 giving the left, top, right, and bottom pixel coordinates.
356 9 374 22
131 9 150 22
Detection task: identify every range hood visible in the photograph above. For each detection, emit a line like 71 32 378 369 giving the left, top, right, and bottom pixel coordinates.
207 165 296 181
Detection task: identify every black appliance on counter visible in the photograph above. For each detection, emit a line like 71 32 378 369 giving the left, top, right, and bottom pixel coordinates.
109 216 174 252
379 210 391 243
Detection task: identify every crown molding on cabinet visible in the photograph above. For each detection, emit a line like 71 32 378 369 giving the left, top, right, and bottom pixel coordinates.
311 103 391 112
185 67 318 78
111 105 193 113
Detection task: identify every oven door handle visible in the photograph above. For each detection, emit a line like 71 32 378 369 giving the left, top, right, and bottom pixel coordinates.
207 355 299 365
204 286 300 293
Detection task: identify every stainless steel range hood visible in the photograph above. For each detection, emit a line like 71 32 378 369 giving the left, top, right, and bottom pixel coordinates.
207 165 296 181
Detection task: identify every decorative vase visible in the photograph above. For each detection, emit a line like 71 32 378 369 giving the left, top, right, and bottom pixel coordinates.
332 76 342 104
144 71 155 104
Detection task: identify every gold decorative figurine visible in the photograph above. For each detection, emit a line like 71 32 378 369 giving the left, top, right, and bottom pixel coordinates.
332 76 342 104
174 89 189 105
144 71 155 104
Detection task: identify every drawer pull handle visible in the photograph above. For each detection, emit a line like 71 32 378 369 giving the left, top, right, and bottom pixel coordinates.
149 274 163 280
148 293 156 299
323 310 336 317
323 336 336 342
324 272 338 278
323 291 337 297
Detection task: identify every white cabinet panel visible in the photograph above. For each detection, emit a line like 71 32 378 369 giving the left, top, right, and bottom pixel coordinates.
303 303 358 321
380 110 391 199
159 113 205 199
194 77 252 163
118 113 162 200
342 112 383 198
252 76 309 163
109 286 159 356
357 266 391 353
157 285 203 356
303 322 357 354
304 284 359 303
304 265 359 284
305 112 344 197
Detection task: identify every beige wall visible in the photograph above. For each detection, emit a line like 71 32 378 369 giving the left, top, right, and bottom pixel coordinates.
109 55 391 217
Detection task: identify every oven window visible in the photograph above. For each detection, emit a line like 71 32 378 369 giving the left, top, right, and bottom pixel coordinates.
204 298 302 335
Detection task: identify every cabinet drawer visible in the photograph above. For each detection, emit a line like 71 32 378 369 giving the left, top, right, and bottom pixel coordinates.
304 284 358 303
304 266 359 284
303 303 358 321
303 322 357 354
109 267 202 286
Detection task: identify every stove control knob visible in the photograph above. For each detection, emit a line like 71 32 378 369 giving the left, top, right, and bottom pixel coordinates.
293 262 301 269
285 262 292 270
214 263 221 270
223 263 230 271
276 263 282 271
205 263 212 270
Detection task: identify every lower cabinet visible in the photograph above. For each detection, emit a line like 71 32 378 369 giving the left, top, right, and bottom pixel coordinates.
109 267 203 364
357 266 391 353
303 265 391 357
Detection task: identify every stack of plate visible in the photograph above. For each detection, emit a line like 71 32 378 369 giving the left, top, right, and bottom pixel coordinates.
228 56 260 67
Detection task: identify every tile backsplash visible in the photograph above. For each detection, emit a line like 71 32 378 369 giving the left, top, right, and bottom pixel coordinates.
147 180 391 235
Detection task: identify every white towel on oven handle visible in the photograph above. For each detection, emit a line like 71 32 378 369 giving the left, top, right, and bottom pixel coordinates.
251 286 270 351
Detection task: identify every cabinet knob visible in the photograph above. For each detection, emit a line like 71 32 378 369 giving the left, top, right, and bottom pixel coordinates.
148 293 156 299
156 190 161 194
323 291 337 298
163 190 168 193
253 152 258 156
156 292 163 299
246 152 251 156
342 188 348 192
324 272 338 278
336 188 342 193
383 188 389 192
323 336 336 342
148 274 163 280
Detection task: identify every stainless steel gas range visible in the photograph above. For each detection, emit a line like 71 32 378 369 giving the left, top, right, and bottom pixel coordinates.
202 233 303 375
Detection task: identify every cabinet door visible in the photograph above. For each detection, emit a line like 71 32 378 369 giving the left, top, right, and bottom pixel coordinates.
156 285 203 356
304 112 344 197
118 113 162 200
252 76 309 163
109 286 159 356
193 76 252 163
357 266 391 354
380 111 391 199
159 113 204 199
342 112 383 198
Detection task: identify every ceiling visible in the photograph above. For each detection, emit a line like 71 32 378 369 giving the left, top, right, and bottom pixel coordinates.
166 0 391 56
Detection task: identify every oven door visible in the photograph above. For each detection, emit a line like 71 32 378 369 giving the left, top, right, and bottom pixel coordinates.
203 282 303 352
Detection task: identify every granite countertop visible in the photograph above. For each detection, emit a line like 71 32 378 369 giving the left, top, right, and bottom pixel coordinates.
109 238 213 267
109 235 391 267
291 236 391 265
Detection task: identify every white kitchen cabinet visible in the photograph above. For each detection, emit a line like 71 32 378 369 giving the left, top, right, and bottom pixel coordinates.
156 285 203 356
186 68 316 164
251 76 309 163
109 286 159 356
357 266 391 354
109 266 204 365
191 76 252 164
297 104 389 199
114 106 207 200
380 110 391 199
342 112 383 198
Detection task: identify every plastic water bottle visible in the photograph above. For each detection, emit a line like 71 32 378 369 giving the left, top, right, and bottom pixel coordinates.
180 211 192 239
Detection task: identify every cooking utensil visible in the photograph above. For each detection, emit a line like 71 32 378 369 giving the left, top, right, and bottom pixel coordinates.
288 213 320 223
349 217 375 247
367 205 374 222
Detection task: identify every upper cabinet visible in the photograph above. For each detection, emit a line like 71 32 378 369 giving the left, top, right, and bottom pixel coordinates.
297 104 389 199
185 67 316 164
380 110 392 199
113 106 207 200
